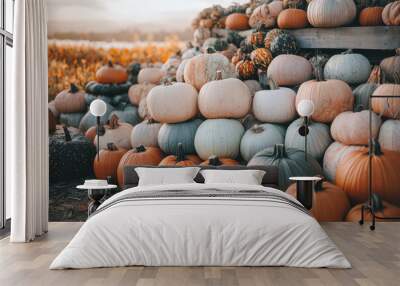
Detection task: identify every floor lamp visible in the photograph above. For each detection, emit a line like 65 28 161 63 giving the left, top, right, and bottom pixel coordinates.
359 93 400 231
89 99 107 161
297 99 315 161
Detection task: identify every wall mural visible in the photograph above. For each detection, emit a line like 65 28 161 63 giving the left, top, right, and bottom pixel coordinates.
48 0 400 222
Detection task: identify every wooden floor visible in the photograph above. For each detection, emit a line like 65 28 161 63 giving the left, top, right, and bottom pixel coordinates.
0 222 399 286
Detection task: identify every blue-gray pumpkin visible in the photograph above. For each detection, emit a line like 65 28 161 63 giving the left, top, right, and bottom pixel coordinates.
248 144 323 190
59 112 85 129
285 118 332 161
240 124 286 162
85 81 131 96
158 118 203 155
352 65 381 111
49 126 96 183
79 101 115 132
109 105 141 126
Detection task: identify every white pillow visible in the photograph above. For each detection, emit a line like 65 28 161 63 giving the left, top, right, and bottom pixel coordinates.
136 167 201 186
200 169 266 185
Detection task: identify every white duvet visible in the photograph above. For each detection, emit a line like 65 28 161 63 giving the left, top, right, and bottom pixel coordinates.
50 183 351 269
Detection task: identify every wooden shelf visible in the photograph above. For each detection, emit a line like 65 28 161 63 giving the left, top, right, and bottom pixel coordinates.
215 26 400 50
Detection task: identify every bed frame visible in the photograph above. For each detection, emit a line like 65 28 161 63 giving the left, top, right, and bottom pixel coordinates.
123 165 279 190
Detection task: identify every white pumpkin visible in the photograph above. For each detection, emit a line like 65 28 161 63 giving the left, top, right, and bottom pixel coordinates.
253 80 297 123
137 67 166 84
95 116 133 150
323 142 363 182
130 119 162 148
176 59 189 82
307 0 357 28
198 72 252 119
324 52 371 85
182 47 202 60
147 82 198 124
161 56 181 77
267 55 313 86
194 119 245 160
379 119 400 152
240 124 286 162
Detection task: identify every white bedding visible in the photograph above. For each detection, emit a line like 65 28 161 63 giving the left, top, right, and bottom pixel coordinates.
50 183 351 269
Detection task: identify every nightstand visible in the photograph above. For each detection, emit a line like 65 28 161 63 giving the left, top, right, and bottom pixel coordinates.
77 184 117 216
289 177 321 210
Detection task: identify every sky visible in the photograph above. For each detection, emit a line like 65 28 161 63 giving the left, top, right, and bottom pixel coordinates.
47 0 248 33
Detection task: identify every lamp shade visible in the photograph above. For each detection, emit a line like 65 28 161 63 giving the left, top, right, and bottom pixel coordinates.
89 99 107 117
297 99 315 117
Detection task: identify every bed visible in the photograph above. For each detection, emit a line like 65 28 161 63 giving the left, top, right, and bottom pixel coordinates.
50 165 351 269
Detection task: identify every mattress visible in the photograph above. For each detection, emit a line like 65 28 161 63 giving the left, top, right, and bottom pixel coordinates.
50 183 351 269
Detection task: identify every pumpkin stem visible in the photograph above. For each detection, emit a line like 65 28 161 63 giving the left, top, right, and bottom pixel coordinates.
107 143 118 151
176 143 186 162
273 144 287 159
251 124 264 134
215 70 223 80
268 77 279 90
108 114 120 129
342 49 353 55
371 193 385 213
371 139 383 156
367 66 381 84
258 71 269 89
107 60 113 67
313 62 324 82
256 23 267 32
69 83 79 93
62 125 72 142
147 118 155 124
206 47 216 54
135 145 146 153
163 78 173 86
208 155 222 166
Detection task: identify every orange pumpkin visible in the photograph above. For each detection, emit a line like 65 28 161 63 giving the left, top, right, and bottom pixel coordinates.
225 13 250 30
277 8 308 29
96 61 128 84
200 155 239 166
287 180 351 221
380 49 400 83
336 141 400 205
359 7 384 26
236 56 257 80
94 143 127 181
85 126 97 143
371 77 400 119
346 195 400 222
159 143 201 166
117 145 164 186
54 83 86 113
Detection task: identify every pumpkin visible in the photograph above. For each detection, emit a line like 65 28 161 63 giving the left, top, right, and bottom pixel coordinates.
130 119 161 148
359 7 384 26
287 180 350 221
85 126 97 143
249 24 268 48
54 84 87 114
203 38 229 52
85 81 131 96
128 83 156 106
346 194 400 222
240 124 286 162
236 56 257 80
95 115 133 150
219 44 238 61
48 109 56 134
117 145 164 186
127 62 141 84
158 118 203 155
161 55 181 78
138 98 149 119
199 18 214 29
184 52 236 91
79 102 115 132
331 111 382 146
193 27 211 46
49 126 96 183
239 40 254 54
198 71 252 119
382 1 400 25
182 46 202 60
94 143 127 180
283 0 308 10
48 100 60 118
353 65 381 111
159 143 202 167
200 156 240 166
277 8 308 29
194 119 245 160
248 144 323 190
336 140 400 205
147 82 198 123
176 59 189 82
137 67 166 85
285 118 332 161
264 28 285 50
371 82 400 119
253 76 297 123
250 48 273 71
249 1 284 28
323 142 363 183
269 32 298 57
225 13 250 30
59 112 85 129
108 105 141 126
380 49 400 83
267 55 313 86
244 80 262 96
296 62 354 123
227 31 245 48
307 0 357 28
110 93 130 107
96 61 128 84
324 51 372 85
379 119 400 152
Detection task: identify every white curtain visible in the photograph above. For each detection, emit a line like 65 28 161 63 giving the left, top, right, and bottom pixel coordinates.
7 0 49 242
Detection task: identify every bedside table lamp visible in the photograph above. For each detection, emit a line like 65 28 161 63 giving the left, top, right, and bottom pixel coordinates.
297 99 315 161
89 99 107 161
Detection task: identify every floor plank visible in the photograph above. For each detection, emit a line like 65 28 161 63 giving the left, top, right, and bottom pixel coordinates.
0 222 399 286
